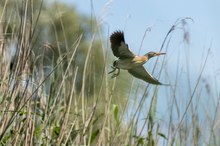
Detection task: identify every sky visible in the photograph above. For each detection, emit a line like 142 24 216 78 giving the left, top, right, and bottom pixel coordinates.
60 0 220 78
59 0 220 94
56 0 220 140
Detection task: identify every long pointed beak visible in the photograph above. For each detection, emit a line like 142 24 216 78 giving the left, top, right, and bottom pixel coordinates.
156 52 166 56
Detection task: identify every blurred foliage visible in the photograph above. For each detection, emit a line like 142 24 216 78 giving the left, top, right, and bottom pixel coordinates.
0 0 133 145
0 0 130 97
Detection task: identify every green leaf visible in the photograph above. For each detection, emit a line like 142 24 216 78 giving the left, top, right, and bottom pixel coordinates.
35 124 44 139
90 129 99 144
157 132 168 140
133 135 144 145
53 126 61 136
92 113 104 125
113 104 119 126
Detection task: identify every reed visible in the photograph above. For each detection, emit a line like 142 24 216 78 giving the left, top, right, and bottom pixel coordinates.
0 0 219 145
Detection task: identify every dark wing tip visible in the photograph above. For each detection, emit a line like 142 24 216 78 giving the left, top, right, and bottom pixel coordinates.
147 80 171 86
110 30 125 43
127 66 168 85
160 83 171 86
110 30 126 57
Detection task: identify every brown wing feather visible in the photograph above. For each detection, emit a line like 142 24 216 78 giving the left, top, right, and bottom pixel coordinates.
110 30 135 59
128 66 162 85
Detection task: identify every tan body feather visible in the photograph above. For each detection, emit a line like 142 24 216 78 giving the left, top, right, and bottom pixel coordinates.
117 56 148 70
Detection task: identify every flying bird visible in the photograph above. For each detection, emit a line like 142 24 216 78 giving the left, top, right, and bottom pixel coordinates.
109 30 166 85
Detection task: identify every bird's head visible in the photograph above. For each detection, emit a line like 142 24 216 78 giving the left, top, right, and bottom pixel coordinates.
144 51 166 59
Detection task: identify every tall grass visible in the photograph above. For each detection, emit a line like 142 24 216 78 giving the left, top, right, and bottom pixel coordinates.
0 0 220 146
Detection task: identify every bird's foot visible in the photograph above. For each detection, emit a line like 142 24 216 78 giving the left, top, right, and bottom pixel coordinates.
111 68 120 78
108 66 116 74
108 67 120 78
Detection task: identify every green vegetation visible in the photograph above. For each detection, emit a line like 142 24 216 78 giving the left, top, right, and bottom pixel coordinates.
0 1 219 146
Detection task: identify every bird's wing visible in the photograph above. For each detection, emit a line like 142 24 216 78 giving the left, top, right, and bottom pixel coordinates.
110 30 135 59
128 66 162 85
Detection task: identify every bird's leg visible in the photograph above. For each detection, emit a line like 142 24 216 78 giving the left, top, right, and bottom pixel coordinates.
111 68 120 78
108 66 120 78
108 66 117 74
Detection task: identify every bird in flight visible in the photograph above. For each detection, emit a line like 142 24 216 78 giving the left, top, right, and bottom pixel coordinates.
109 30 166 85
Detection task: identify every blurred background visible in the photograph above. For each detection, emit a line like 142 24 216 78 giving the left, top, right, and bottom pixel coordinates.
67 0 220 143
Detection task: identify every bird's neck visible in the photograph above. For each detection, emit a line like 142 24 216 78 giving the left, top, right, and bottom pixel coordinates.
143 54 150 60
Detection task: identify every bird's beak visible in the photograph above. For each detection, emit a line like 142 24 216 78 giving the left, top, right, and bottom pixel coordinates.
156 52 166 56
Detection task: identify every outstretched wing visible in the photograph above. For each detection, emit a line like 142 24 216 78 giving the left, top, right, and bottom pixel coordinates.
110 30 135 59
128 66 162 85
